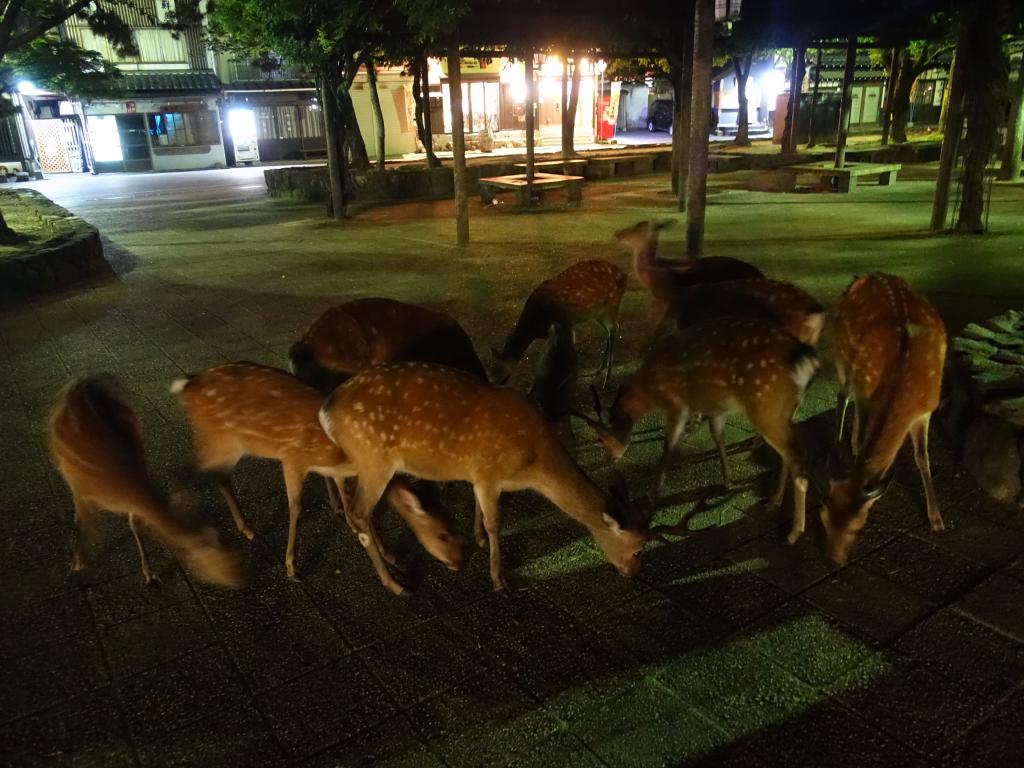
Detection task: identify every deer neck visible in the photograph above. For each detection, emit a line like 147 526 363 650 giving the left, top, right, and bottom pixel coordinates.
631 238 659 287
500 299 552 362
532 442 610 537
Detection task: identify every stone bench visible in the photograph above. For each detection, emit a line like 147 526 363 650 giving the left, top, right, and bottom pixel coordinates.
777 162 901 192
478 172 584 207
513 158 588 176
584 153 657 180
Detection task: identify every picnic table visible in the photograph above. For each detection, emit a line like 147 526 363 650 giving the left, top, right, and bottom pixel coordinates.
512 158 588 175
778 162 901 192
478 172 584 207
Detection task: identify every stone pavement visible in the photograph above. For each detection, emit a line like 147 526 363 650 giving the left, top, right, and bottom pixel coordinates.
1 168 1023 767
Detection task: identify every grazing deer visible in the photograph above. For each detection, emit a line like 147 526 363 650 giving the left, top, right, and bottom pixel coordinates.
491 259 627 388
529 319 579 432
318 362 649 594
614 220 763 307
821 273 947 565
663 278 825 345
289 298 487 393
49 375 242 589
171 362 463 578
589 317 819 543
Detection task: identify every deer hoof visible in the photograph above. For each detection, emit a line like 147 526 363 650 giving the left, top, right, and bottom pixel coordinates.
785 529 802 545
144 573 162 588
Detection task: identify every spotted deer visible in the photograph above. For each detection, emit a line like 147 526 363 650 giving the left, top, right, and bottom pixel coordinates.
289 298 487 394
491 259 627 388
171 362 463 578
49 375 242 589
821 273 947 564
663 277 825 345
588 317 819 543
614 220 764 310
318 362 650 595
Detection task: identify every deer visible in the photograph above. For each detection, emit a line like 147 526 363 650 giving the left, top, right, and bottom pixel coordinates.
491 259 627 388
529 318 579 435
662 277 825 346
614 220 764 311
587 316 819 544
821 273 947 565
317 362 650 595
49 375 243 589
171 362 463 579
289 297 487 394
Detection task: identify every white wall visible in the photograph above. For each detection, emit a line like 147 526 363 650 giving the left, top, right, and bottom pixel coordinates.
350 70 418 158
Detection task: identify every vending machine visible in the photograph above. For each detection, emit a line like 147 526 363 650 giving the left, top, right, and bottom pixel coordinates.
228 108 260 164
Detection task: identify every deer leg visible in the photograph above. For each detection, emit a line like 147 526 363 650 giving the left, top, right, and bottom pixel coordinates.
474 485 507 592
655 409 689 496
69 493 96 574
282 463 308 579
708 414 732 488
474 498 487 549
910 414 945 532
128 513 160 587
349 470 407 595
601 321 617 389
836 393 851 442
761 428 808 543
325 477 342 513
213 474 255 541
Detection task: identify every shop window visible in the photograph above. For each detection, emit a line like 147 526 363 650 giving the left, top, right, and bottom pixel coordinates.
148 110 220 147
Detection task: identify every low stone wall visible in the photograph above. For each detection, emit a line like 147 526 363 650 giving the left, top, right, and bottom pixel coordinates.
943 310 1024 508
0 190 107 306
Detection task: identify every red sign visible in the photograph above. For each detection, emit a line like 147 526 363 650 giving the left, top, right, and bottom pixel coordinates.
125 101 136 113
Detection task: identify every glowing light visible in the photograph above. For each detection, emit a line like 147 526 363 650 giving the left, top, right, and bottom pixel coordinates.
540 55 562 78
595 59 608 75
759 69 785 104
16 80 38 95
86 115 122 162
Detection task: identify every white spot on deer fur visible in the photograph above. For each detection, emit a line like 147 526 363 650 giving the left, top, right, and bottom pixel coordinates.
357 533 371 547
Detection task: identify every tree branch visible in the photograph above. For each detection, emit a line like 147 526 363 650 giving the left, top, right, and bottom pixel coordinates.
0 0 25 56
4 0 94 58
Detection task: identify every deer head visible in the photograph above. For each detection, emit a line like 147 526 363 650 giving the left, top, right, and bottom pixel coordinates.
819 446 889 565
591 471 651 577
388 482 463 571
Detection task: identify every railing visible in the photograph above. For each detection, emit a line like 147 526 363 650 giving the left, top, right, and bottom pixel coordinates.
64 24 188 66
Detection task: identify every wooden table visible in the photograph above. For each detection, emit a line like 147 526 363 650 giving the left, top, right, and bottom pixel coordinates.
478 172 584 207
513 159 588 175
779 162 902 192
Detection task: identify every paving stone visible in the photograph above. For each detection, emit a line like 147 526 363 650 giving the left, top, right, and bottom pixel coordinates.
502 731 608 768
955 573 1024 643
102 598 217 677
937 689 1024 767
0 590 94 660
915 510 1024 567
0 687 133 768
258 654 397 761
804 565 935 646
559 675 728 767
135 703 283 767
858 533 991 602
0 526 76 612
117 644 250 742
725 532 838 594
86 567 194 627
830 651 994 758
301 714 445 768
732 697 922 768
730 599 874 688
406 673 559 768
893 608 1024 700
223 606 349 693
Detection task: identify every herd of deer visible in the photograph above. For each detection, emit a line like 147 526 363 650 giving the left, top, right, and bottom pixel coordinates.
48 220 949 595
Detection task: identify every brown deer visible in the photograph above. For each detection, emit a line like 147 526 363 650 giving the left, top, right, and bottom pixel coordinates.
821 273 947 565
614 220 764 309
589 317 819 544
289 298 487 394
663 277 825 345
49 375 242 589
491 259 627 388
529 318 579 432
318 362 650 595
171 362 463 578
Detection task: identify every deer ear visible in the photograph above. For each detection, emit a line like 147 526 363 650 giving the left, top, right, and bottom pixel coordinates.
602 511 624 535
654 219 676 231
389 484 426 516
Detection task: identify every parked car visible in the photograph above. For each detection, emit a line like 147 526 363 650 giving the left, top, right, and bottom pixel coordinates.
647 99 673 133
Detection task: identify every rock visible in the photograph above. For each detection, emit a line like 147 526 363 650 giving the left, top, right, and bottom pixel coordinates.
961 416 1023 504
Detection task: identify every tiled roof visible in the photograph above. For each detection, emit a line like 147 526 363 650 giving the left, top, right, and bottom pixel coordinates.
224 79 316 91
120 72 223 93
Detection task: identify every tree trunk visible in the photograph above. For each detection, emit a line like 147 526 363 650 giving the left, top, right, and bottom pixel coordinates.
686 0 714 256
448 44 469 245
419 51 441 168
670 60 683 193
955 2 1010 232
732 54 751 147
562 54 582 158
525 50 536 197
364 53 385 171
880 48 899 145
890 49 916 144
834 36 857 169
931 22 968 231
997 50 1024 181
938 50 956 130
561 53 570 159
338 67 369 171
411 56 427 153
782 47 805 154
319 72 347 220
676 8 695 212
806 48 823 147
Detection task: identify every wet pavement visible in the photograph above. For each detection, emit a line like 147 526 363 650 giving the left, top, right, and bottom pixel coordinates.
1 167 1023 766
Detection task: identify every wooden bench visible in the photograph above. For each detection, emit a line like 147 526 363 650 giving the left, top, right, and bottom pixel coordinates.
779 162 902 192
478 172 584 207
513 158 588 176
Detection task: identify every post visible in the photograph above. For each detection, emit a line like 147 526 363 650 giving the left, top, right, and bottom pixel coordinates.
561 51 570 160
525 50 536 197
834 35 857 169
930 24 968 231
685 0 714 256
676 7 695 210
447 44 469 244
880 48 900 145
806 48 823 147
